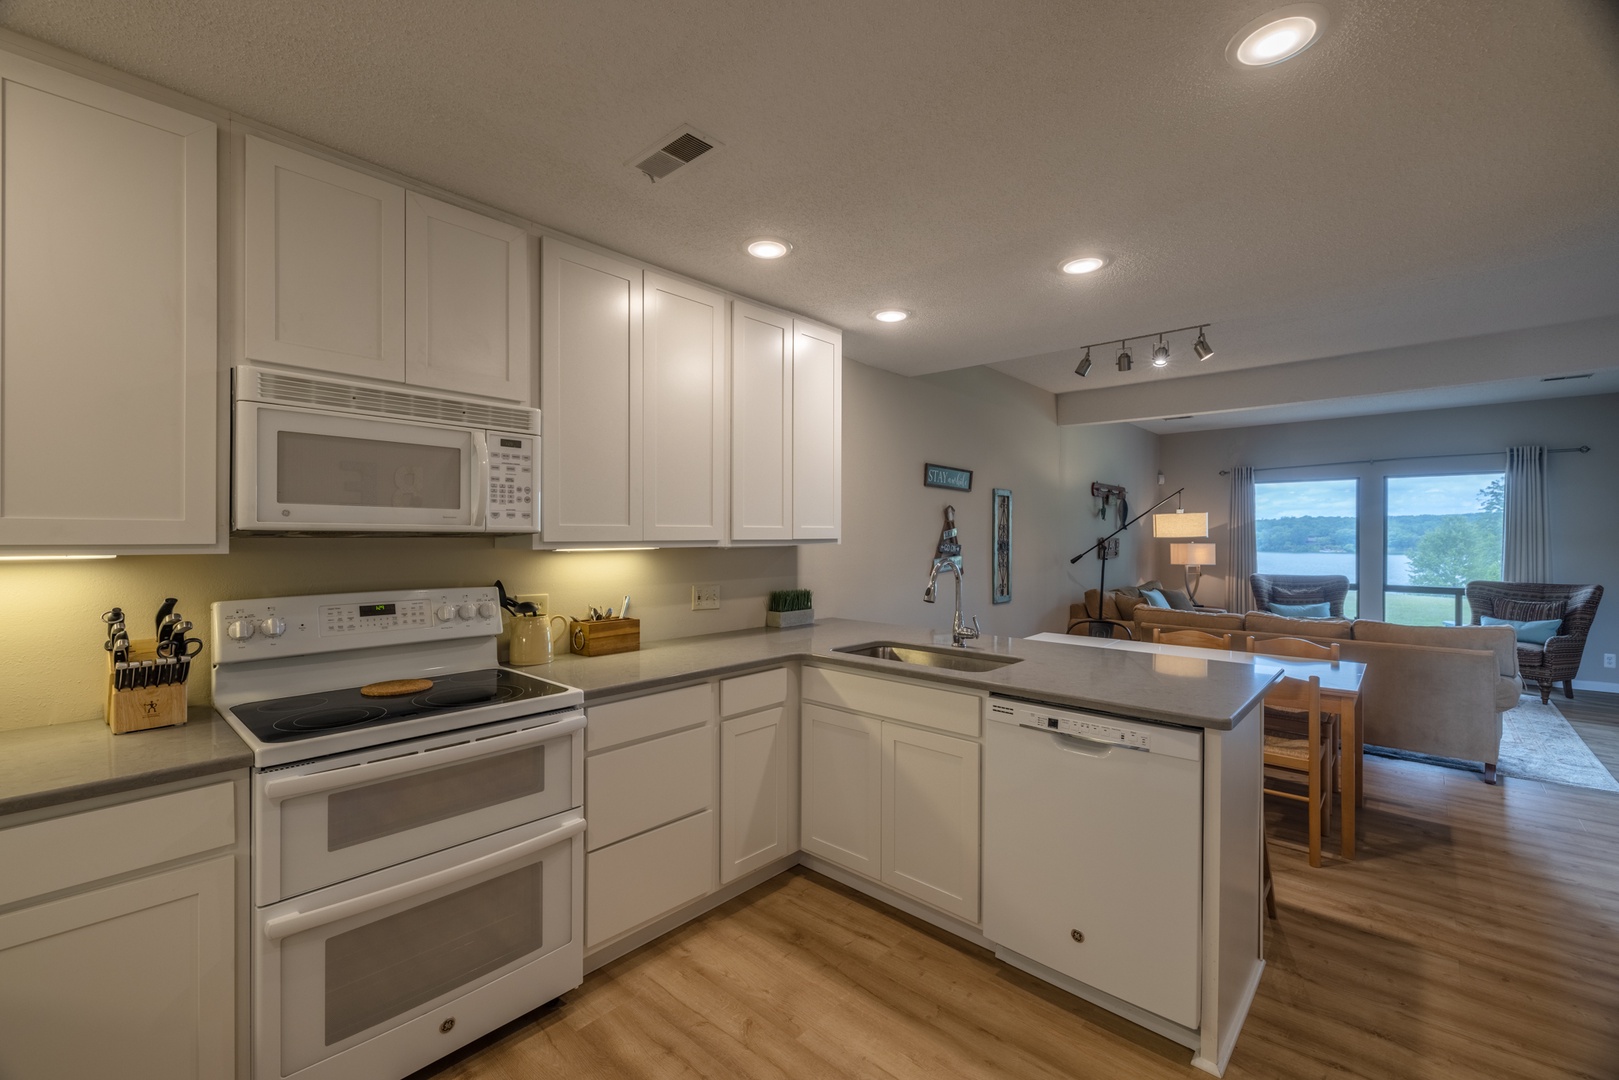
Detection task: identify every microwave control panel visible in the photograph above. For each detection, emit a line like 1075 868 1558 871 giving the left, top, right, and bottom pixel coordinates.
487 433 537 532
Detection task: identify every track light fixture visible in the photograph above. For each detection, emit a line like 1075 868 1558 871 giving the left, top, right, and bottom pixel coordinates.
1071 323 1213 380
1193 327 1214 361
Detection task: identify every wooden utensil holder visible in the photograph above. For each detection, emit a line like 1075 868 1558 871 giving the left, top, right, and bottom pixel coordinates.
106 637 188 734
568 617 640 656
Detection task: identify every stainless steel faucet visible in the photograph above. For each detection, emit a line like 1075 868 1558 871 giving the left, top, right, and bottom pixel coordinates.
924 557 980 646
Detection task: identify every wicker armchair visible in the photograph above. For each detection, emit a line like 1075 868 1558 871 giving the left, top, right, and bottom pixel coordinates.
1250 574 1351 619
1465 581 1604 704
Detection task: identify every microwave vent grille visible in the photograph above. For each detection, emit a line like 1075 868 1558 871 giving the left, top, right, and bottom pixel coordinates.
252 370 538 434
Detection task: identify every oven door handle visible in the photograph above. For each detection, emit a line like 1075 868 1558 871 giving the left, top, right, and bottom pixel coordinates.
259 711 586 802
263 812 585 942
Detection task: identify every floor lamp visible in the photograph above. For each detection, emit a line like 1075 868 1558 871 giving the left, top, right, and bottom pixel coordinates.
1070 488 1209 624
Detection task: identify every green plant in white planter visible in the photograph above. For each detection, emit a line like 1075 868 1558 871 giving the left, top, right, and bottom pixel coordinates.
765 589 814 628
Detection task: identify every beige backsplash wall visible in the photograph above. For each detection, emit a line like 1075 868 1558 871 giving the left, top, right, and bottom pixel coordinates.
0 541 795 730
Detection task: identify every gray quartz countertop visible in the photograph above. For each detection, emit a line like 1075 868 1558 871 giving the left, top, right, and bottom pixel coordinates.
531 618 1276 731
0 708 252 817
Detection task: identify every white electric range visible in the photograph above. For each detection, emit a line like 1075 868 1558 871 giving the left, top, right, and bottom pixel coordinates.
211 586 585 1080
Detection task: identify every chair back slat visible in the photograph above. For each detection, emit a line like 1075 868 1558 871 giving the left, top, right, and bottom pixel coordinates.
1152 628 1233 650
1249 636 1339 661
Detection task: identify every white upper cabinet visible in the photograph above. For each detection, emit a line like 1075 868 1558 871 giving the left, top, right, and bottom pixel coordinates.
405 192 531 402
0 52 217 548
644 273 727 542
245 135 405 381
539 238 643 542
792 318 842 540
730 302 794 542
730 304 842 542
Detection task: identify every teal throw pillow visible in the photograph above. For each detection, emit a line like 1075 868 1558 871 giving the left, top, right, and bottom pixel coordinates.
1140 588 1169 608
1269 601 1331 618
1481 615 1561 645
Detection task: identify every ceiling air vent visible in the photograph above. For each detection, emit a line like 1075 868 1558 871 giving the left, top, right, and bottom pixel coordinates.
631 126 720 183
1540 373 1593 382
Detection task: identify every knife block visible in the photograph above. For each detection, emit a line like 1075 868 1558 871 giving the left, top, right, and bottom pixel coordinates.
106 637 188 734
567 617 640 657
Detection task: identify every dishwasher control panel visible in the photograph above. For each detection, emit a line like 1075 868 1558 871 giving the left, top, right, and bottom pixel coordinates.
989 698 1202 761
1027 711 1151 748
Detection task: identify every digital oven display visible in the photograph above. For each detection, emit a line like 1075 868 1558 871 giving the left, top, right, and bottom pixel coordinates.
360 604 397 618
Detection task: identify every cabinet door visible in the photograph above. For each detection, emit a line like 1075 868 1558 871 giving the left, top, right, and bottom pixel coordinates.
0 855 234 1080
721 706 796 883
644 273 726 541
800 703 881 876
881 723 980 922
792 318 842 540
730 302 794 541
405 192 531 402
245 135 405 380
0 54 217 547
539 238 643 541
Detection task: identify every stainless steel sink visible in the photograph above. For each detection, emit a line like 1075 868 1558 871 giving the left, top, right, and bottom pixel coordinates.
833 641 1024 672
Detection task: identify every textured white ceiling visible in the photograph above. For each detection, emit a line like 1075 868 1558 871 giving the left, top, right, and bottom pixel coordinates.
4 0 1618 393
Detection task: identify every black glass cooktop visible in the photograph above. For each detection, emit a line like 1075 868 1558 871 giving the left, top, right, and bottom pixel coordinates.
230 668 573 743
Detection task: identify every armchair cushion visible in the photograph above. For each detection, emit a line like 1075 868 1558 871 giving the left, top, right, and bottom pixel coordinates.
1481 615 1561 645
1270 601 1332 619
1250 574 1351 619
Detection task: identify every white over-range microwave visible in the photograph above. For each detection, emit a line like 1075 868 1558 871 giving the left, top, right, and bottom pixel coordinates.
233 364 540 534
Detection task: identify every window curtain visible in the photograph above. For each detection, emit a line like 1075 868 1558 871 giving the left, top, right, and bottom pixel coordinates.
1503 445 1550 582
1227 465 1257 613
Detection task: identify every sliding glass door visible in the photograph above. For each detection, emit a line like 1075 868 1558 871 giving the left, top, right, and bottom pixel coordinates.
1383 473 1503 624
1254 479 1359 617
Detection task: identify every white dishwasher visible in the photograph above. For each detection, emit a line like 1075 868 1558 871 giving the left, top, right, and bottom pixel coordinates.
983 696 1203 1030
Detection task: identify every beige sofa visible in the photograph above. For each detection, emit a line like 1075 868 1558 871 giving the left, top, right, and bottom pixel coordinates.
1071 605 1519 778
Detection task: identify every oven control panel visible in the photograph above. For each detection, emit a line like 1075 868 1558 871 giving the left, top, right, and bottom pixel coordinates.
212 587 503 660
485 433 537 533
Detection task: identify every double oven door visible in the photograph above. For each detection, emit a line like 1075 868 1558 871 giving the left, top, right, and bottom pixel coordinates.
253 709 585 1080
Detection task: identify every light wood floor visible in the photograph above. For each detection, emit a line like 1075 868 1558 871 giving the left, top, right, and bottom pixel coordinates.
419 694 1619 1080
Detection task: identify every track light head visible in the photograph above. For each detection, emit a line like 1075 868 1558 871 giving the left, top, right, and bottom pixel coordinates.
1117 343 1132 372
1075 347 1092 377
1152 337 1170 367
1193 328 1214 361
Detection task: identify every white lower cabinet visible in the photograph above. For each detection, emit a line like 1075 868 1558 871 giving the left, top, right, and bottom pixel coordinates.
881 723 981 922
0 777 242 1079
586 810 715 949
800 703 883 877
801 670 984 922
719 671 800 885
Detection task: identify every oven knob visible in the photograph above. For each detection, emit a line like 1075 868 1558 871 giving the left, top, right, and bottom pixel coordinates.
456 602 477 621
259 616 287 638
435 604 456 623
477 601 497 619
226 618 256 641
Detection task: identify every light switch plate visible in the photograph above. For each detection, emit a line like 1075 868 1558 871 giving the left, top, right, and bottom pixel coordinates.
692 584 720 610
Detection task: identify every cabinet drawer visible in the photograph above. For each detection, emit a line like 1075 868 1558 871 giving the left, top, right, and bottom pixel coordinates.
586 725 713 851
0 781 236 908
586 809 715 948
587 683 714 752
802 666 981 738
719 668 789 718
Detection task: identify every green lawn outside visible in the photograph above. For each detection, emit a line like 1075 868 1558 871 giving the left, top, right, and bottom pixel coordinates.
1383 592 1473 626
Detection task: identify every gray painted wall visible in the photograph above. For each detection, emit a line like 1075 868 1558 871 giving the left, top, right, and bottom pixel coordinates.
1158 392 1619 691
802 359 1158 639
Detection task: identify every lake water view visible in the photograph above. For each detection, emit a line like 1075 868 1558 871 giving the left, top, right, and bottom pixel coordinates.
1256 551 1412 585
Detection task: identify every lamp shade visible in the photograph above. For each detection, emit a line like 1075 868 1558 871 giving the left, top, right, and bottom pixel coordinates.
1170 542 1216 566
1153 510 1209 539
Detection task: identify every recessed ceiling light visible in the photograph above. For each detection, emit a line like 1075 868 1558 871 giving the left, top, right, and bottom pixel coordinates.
872 309 911 323
1227 4 1328 68
1062 256 1106 275
746 238 792 259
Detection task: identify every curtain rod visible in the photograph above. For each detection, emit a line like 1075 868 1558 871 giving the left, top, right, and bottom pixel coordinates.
1217 445 1589 476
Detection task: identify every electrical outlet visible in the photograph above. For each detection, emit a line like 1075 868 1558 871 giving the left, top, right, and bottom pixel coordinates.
515 593 549 618
692 584 720 611
1605 653 1616 669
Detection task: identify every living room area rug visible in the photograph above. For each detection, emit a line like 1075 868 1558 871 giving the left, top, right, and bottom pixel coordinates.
1367 694 1619 792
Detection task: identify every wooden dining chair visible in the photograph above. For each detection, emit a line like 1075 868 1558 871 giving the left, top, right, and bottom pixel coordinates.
1262 675 1340 868
1247 635 1340 662
1151 628 1234 650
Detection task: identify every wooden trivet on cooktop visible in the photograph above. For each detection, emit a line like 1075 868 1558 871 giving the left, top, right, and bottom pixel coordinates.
360 678 434 697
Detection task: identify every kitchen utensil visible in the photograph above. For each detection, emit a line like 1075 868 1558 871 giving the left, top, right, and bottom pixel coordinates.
157 612 183 648
507 615 552 665
154 597 178 639
620 595 631 618
101 607 125 628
